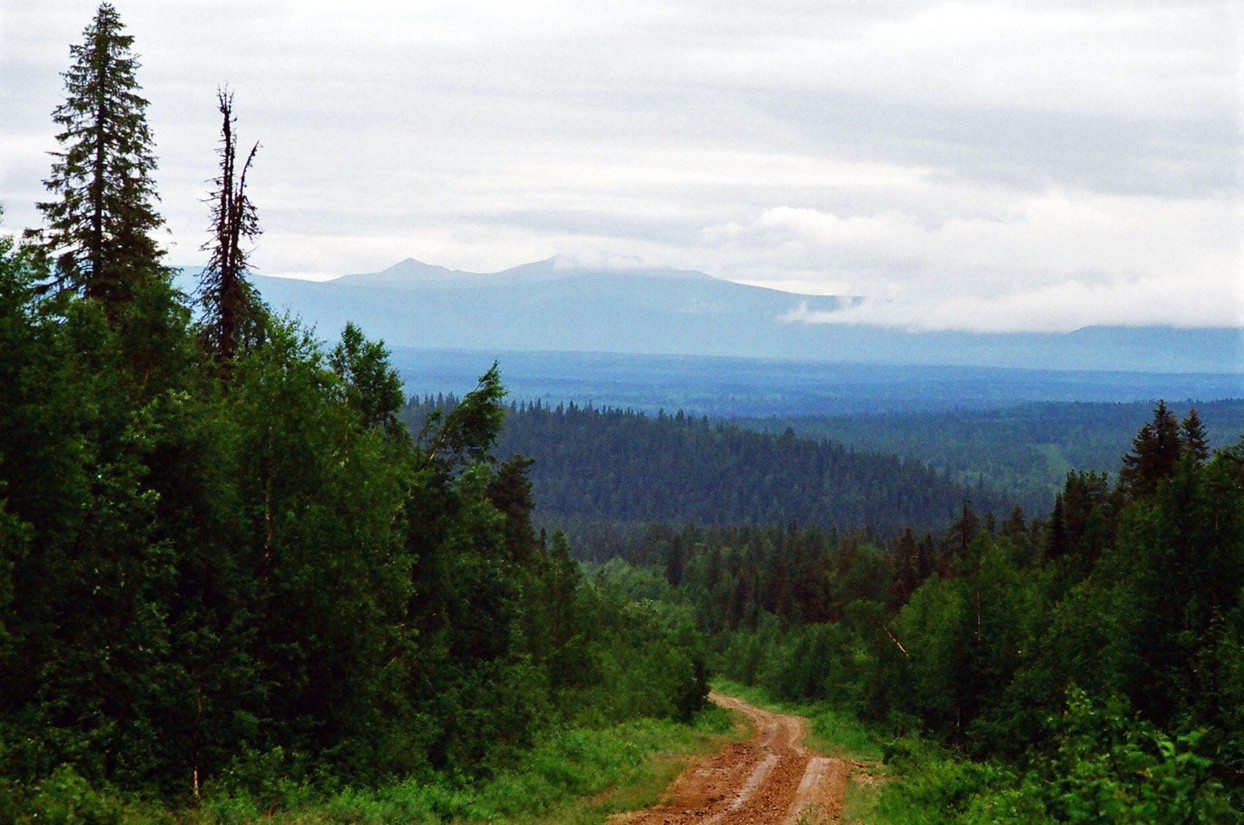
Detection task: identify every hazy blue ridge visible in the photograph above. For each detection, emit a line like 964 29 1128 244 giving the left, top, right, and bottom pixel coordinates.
171 262 1242 425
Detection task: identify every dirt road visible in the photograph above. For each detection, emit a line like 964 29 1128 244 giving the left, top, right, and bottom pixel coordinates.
609 693 872 824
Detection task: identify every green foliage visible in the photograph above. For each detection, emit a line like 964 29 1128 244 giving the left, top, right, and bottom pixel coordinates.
403 398 1004 537
2 74 709 814
1032 689 1234 824
743 399 1244 517
175 710 733 825
864 693 1240 825
415 364 507 474
330 322 405 433
870 737 1046 825
634 401 1244 819
866 690 1238 824
568 573 710 726
10 13 1244 822
1119 400 1183 499
32 1 166 309
0 230 713 813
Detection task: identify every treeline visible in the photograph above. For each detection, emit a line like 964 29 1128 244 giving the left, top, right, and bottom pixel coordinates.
571 505 1012 635
401 397 1008 539
614 403 1244 818
0 4 706 813
742 398 1244 515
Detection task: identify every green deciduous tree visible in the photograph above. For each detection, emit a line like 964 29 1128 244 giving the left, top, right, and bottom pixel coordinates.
416 363 507 474
1035 689 1232 824
330 322 405 434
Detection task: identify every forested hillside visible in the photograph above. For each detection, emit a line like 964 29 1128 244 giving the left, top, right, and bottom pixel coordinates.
0 6 708 818
401 399 1009 540
599 402 1244 819
743 398 1244 514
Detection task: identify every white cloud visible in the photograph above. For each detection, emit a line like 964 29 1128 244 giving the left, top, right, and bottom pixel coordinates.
785 270 1243 333
552 250 649 271
1 0 1239 332
751 192 1243 331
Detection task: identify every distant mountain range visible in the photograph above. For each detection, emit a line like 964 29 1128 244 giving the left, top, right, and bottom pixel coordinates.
175 257 1243 375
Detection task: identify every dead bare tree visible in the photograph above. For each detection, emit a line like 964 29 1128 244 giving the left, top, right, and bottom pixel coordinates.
198 87 263 368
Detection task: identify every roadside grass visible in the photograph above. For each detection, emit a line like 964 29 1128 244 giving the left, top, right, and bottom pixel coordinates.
34 707 737 825
710 679 883 763
16 687 1052 825
498 707 739 825
705 681 1046 824
854 736 1046 825
7 711 737 825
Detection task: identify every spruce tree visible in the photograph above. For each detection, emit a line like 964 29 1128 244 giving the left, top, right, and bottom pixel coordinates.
32 2 165 310
1181 408 1210 464
1120 401 1183 498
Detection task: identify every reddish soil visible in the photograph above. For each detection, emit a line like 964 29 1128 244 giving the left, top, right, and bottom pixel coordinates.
609 693 874 824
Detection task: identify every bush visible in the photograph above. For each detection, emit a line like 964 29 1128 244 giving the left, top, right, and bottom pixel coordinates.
1 764 171 825
1031 688 1238 824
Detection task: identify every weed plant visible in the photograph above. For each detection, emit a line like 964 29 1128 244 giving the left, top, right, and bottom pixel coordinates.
6 709 734 825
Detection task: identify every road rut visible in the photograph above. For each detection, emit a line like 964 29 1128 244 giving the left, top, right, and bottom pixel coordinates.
609 692 871 824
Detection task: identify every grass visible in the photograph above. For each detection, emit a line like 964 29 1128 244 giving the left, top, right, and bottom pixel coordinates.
22 686 1043 824
711 678 883 763
504 708 740 825
5 710 738 825
34 707 741 825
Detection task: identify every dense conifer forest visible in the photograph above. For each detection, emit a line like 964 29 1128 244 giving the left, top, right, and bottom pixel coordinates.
401 398 1009 539
740 398 1244 514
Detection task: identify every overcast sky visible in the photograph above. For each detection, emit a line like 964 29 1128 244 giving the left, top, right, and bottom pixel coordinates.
2 1 1241 332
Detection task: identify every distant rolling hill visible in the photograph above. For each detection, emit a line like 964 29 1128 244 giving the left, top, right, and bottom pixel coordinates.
241 257 864 363
401 396 1010 535
174 257 1244 376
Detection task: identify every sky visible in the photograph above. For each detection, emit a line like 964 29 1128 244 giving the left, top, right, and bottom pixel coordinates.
1 0 1241 332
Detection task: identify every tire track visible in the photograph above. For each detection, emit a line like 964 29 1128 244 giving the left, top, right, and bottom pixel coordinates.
609 692 871 825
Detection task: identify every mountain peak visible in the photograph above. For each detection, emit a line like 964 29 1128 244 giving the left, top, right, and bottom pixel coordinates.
332 254 721 289
240 259 1241 373
332 258 478 288
386 257 436 271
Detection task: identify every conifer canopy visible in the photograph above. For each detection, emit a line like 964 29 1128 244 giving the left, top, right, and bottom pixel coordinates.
35 2 165 308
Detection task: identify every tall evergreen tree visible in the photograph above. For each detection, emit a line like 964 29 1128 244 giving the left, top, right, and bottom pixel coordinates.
1120 401 1183 498
945 499 981 564
1181 408 1210 465
199 88 263 365
31 2 165 310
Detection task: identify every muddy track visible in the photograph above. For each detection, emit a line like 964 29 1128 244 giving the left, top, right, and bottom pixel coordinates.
609 693 872 824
